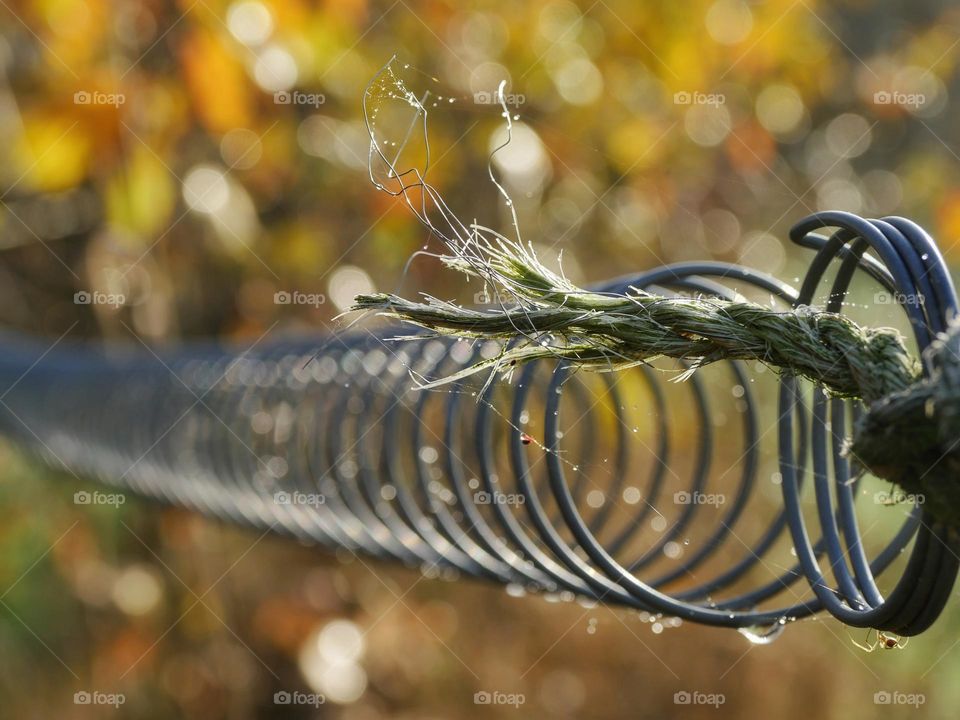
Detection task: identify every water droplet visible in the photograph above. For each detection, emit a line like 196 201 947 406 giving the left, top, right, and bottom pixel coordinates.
738 619 787 645
663 541 682 559
506 583 526 598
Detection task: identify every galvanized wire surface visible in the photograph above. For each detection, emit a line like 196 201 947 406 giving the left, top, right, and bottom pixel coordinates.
0 211 955 636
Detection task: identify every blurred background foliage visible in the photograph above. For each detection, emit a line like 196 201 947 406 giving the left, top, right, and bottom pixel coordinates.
3 0 960 717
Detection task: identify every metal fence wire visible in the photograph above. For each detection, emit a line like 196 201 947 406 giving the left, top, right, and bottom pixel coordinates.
0 211 955 638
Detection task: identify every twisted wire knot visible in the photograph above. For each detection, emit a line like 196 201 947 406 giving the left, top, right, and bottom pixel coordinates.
355 210 960 635
852 320 960 531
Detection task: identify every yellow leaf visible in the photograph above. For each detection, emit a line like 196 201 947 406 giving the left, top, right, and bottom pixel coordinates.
105 147 175 240
180 28 253 134
13 114 91 192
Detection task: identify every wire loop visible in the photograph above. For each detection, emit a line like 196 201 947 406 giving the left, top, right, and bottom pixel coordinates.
0 210 954 636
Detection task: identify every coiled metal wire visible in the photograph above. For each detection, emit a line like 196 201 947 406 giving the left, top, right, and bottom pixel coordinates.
0 210 954 637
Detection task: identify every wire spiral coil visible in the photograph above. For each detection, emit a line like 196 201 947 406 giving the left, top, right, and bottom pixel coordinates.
0 210 955 637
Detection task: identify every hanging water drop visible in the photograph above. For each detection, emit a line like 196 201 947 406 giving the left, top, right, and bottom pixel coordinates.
737 619 787 645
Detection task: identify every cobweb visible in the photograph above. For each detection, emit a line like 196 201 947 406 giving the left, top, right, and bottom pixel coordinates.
360 57 631 386
363 56 551 313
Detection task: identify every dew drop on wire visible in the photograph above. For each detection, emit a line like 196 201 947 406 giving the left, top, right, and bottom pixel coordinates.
738 618 786 645
506 583 526 597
